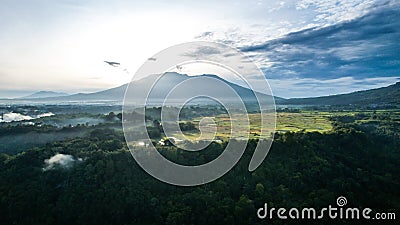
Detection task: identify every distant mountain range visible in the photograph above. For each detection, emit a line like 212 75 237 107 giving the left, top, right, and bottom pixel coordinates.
13 73 400 106
20 91 69 99
278 82 400 105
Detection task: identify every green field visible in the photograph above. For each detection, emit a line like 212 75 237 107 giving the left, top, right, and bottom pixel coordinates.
276 112 333 133
172 111 333 141
172 109 400 142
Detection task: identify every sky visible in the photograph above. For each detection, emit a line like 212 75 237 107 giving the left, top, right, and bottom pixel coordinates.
0 0 399 98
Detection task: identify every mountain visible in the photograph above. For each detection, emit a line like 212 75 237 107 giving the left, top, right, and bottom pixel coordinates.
15 73 399 106
281 82 400 105
123 72 279 105
28 72 279 105
21 91 69 99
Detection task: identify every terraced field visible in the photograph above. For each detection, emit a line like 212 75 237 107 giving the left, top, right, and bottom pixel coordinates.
174 111 333 141
168 109 400 142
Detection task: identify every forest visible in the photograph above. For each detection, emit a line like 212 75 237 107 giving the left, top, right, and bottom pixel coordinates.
0 108 398 224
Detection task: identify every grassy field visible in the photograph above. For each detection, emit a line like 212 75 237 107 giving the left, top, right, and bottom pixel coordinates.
162 108 400 142
275 112 333 132
173 111 333 141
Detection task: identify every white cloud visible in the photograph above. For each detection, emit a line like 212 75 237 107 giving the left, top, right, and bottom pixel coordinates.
296 0 378 24
43 153 81 171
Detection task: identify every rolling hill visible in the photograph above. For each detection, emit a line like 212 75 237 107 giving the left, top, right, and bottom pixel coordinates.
280 82 400 105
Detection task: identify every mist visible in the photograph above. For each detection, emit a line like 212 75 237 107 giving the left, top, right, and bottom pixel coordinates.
0 130 86 154
0 112 55 123
43 153 82 171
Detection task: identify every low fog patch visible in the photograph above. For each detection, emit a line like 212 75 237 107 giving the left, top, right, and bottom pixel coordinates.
0 112 55 123
1 112 33 122
36 112 55 118
43 153 82 171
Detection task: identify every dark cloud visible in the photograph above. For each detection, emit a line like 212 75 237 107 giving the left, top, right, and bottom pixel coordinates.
241 6 400 81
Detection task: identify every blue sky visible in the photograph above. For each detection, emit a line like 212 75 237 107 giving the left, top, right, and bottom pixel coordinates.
0 0 399 98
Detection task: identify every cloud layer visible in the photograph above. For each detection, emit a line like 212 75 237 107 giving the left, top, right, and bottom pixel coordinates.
238 5 400 97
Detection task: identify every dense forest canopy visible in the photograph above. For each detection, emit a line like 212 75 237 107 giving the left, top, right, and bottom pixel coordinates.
0 110 398 225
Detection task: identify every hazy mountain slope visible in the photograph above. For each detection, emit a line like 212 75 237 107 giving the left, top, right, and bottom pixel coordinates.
30 72 279 104
17 73 399 106
21 91 69 99
282 82 400 105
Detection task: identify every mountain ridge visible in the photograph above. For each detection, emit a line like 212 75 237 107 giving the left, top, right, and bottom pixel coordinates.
20 72 278 104
280 82 400 105
20 91 69 99
11 73 400 106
